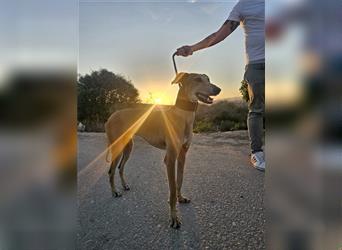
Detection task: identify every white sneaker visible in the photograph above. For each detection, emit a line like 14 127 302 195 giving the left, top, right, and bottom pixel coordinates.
251 151 265 171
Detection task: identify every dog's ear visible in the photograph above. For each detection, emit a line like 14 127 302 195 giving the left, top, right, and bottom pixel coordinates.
171 72 189 85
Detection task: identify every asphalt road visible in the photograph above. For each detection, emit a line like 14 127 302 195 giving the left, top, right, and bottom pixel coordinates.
77 131 265 250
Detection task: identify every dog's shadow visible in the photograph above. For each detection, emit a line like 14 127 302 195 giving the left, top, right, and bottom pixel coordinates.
163 202 202 250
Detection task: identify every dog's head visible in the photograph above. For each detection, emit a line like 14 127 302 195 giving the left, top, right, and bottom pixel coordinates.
172 72 221 104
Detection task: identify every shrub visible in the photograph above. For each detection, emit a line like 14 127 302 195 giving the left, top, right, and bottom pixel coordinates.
194 99 248 132
193 120 216 133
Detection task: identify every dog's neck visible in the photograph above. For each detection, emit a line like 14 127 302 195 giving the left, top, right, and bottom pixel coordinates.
175 98 198 112
174 87 198 112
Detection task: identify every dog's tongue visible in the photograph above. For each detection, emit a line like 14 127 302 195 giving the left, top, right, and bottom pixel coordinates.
196 93 214 104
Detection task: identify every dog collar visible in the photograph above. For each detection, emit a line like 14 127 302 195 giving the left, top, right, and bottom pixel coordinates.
175 98 198 112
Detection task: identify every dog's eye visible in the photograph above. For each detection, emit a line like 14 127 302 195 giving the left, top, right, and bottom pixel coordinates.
195 77 202 82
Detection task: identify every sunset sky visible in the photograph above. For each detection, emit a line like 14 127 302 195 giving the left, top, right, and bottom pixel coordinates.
79 0 245 104
0 0 302 106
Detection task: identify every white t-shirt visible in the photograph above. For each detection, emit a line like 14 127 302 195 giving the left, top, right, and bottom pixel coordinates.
228 0 265 64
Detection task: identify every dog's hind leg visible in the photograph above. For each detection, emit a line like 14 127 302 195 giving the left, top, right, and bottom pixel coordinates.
108 153 123 197
118 140 133 191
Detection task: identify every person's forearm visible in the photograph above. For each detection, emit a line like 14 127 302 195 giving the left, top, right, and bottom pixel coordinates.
191 32 222 52
191 20 240 52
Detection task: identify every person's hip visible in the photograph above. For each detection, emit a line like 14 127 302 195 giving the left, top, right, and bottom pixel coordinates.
245 62 265 71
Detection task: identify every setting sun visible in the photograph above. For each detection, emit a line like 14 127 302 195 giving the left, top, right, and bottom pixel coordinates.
144 91 174 105
154 97 162 104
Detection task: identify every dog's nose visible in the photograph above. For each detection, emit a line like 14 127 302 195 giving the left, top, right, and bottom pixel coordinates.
211 84 221 95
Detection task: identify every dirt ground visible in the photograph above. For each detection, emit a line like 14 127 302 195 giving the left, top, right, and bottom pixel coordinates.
77 131 265 249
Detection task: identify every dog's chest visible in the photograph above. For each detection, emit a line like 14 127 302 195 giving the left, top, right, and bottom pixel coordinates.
182 119 194 146
183 133 192 146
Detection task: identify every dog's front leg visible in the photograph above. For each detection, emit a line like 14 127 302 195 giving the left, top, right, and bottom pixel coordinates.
177 145 191 203
164 149 181 229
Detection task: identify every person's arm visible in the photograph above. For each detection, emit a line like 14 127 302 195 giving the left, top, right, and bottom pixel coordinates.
176 20 240 57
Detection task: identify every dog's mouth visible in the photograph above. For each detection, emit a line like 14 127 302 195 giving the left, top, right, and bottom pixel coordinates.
196 92 214 104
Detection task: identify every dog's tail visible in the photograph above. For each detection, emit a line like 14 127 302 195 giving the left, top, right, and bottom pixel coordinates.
105 122 112 163
105 142 111 163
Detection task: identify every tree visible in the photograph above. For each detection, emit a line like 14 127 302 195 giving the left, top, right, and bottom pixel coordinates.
78 69 140 130
239 79 249 102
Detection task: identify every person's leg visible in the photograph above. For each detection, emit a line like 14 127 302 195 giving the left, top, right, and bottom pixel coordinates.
245 65 265 153
244 64 265 170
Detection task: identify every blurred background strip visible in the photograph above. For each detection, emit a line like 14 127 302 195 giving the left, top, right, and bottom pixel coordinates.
0 0 77 249
266 0 342 249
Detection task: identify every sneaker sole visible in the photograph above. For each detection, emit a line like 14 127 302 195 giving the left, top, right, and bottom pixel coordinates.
251 163 265 172
254 166 265 172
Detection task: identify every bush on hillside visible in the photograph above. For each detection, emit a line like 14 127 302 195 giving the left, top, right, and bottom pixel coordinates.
194 100 248 133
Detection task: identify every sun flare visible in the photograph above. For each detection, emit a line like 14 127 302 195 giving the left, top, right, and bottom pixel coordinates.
154 97 162 104
145 91 173 105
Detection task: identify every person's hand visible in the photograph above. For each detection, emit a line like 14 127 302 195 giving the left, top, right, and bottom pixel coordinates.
176 45 193 57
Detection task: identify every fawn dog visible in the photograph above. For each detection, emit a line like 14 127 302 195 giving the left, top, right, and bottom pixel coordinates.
105 72 221 228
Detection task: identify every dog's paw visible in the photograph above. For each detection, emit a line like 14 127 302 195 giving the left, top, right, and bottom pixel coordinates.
169 215 181 229
112 191 122 198
123 184 130 191
178 196 191 204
